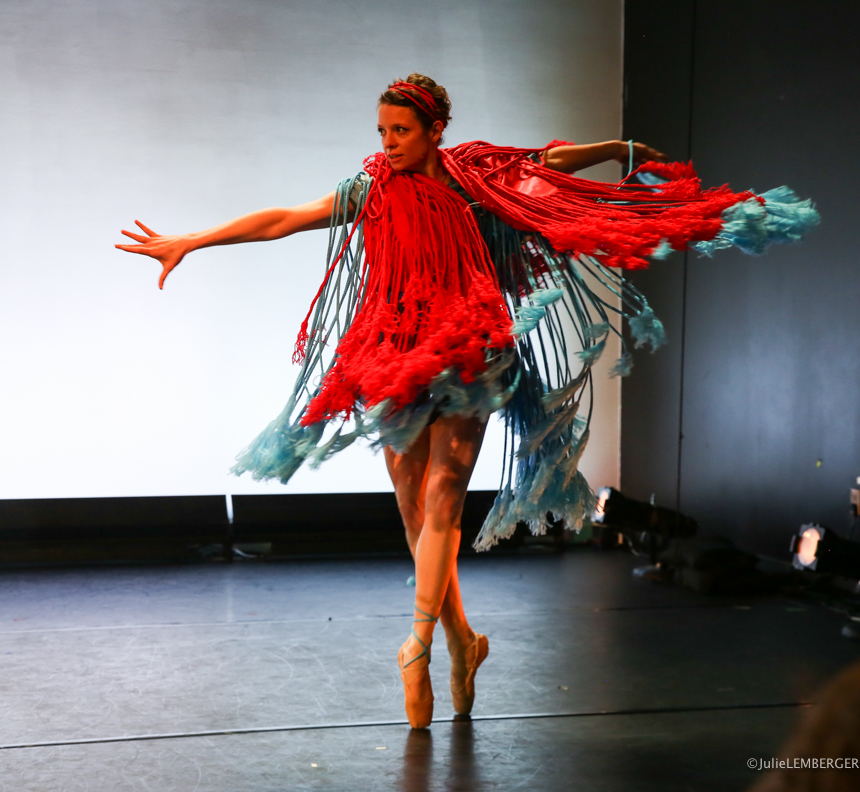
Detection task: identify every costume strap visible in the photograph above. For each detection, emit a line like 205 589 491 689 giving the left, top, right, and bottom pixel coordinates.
403 603 439 667
413 605 439 623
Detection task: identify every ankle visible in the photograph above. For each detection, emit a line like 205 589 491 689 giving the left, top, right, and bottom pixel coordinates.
411 601 439 647
401 633 422 659
401 600 437 665
412 619 435 650
446 624 476 652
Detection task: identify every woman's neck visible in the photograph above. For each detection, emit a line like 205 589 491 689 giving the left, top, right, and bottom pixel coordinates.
417 147 449 185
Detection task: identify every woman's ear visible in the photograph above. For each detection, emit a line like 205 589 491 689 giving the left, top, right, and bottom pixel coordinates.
431 120 444 143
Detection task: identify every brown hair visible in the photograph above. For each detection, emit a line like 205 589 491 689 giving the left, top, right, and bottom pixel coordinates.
378 73 452 132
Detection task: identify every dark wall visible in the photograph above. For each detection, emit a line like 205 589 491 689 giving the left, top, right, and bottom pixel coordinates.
0 491 501 565
620 0 695 513
622 0 860 558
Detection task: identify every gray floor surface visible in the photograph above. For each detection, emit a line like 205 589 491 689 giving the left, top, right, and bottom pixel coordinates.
1 551 858 790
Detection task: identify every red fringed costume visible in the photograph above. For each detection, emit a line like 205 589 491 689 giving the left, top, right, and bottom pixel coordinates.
233 140 818 550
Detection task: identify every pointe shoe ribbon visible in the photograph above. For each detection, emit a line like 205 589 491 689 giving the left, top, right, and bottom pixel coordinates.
450 633 489 716
399 605 438 729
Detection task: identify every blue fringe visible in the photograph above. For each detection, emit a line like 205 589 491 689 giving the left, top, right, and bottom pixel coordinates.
232 350 520 480
629 306 666 351
693 186 820 257
577 338 606 367
378 351 520 454
584 322 611 341
511 305 547 334
649 239 674 260
609 353 634 378
636 171 669 187
511 287 566 335
231 400 326 484
474 432 596 551
529 287 566 307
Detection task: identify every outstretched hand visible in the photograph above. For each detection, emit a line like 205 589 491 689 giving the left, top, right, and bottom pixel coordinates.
115 220 188 289
619 142 670 166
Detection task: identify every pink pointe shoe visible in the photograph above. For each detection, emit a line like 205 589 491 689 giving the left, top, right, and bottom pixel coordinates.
398 605 438 729
398 635 434 729
450 632 489 716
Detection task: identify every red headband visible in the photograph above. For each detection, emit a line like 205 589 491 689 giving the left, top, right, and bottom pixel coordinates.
388 81 442 122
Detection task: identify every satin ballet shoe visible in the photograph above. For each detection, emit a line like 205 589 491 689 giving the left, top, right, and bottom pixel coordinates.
450 632 489 716
399 631 434 729
399 605 439 729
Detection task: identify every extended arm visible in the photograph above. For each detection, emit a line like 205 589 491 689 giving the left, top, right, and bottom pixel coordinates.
116 192 337 289
541 140 668 174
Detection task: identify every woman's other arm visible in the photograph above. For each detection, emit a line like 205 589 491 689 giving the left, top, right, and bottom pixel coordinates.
116 192 337 289
541 141 668 174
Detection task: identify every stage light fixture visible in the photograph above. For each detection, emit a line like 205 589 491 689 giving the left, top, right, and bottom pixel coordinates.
592 487 611 524
791 525 821 570
592 487 697 567
790 523 860 577
591 487 697 539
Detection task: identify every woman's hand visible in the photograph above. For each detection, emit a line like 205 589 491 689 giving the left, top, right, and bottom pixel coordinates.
115 196 338 289
617 141 669 166
116 220 189 289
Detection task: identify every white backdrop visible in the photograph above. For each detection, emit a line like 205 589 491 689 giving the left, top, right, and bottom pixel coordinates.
0 0 623 499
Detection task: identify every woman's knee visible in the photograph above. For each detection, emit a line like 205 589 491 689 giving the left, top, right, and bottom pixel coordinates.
423 484 466 532
395 496 424 536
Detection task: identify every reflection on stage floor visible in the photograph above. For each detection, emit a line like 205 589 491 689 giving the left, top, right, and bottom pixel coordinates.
2 551 856 790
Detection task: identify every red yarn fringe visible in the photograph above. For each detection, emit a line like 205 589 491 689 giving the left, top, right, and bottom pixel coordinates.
300 160 514 425
442 141 756 270
298 141 760 425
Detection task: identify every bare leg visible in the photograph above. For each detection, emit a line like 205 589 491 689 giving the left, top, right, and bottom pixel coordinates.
384 427 477 652
385 415 487 726
384 428 430 561
385 416 485 652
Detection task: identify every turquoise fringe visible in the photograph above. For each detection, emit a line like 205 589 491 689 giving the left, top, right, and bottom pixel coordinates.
628 306 666 351
693 186 819 257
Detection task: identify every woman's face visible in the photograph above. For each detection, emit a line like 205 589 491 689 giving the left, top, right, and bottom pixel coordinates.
377 103 442 173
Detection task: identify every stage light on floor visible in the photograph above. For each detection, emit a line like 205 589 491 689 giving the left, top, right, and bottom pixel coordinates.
592 488 697 573
792 525 821 570
591 488 697 539
790 523 860 577
592 487 611 524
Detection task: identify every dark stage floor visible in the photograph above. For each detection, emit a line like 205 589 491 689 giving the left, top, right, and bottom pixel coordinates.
1 550 858 790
